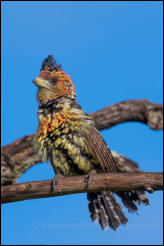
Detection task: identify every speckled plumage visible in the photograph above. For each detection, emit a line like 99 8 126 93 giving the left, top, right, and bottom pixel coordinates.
35 97 100 176
33 55 149 231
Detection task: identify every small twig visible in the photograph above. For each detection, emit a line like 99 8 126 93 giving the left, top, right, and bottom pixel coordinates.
1 172 163 204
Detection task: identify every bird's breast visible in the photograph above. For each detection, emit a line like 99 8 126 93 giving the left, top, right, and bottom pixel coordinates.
35 101 99 176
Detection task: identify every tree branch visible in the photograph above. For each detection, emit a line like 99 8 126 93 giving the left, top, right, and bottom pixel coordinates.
1 99 163 186
91 99 163 130
1 135 40 185
1 172 163 204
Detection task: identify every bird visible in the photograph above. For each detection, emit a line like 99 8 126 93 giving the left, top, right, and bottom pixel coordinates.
33 55 149 231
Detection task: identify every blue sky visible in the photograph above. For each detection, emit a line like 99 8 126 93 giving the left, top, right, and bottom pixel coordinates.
1 1 163 245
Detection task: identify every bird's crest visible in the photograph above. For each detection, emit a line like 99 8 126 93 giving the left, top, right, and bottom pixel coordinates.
41 55 61 72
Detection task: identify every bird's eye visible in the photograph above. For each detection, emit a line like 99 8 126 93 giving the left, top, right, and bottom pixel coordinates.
50 78 57 84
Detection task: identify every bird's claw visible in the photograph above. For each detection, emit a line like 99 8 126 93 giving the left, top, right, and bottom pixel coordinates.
84 170 97 189
51 173 64 192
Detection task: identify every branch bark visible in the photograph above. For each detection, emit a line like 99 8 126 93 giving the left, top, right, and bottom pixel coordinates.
1 172 163 204
91 99 163 130
1 99 163 186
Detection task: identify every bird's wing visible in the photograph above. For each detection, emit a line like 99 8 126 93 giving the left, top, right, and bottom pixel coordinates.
82 126 118 173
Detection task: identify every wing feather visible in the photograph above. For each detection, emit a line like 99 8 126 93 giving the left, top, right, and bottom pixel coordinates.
82 127 118 173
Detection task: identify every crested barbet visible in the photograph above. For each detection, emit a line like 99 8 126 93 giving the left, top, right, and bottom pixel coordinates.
33 55 149 231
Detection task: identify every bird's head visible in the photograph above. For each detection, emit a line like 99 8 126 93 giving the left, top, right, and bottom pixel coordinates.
33 55 76 103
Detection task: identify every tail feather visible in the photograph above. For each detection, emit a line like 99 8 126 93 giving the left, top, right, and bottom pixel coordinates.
87 191 128 231
97 194 109 230
87 190 149 230
102 192 124 226
88 194 100 223
116 190 149 213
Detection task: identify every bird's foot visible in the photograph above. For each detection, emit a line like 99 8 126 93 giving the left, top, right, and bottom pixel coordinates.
84 170 97 189
51 173 64 192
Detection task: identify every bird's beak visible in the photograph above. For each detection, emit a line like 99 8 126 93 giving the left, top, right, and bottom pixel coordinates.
32 77 51 90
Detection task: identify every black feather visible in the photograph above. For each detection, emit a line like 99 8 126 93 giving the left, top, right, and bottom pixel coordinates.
87 191 128 231
41 55 61 71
